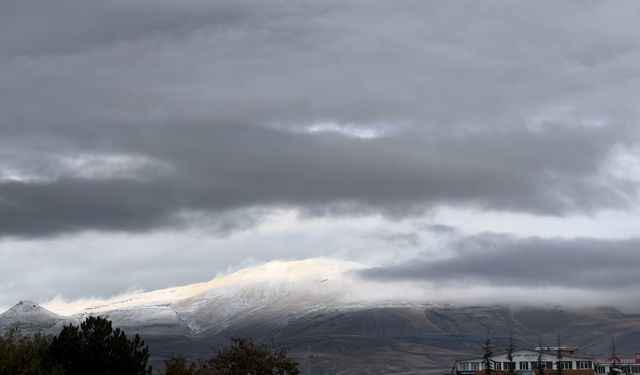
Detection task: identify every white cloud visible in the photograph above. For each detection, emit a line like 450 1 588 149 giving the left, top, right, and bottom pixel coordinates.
0 152 171 183
54 153 171 180
304 122 385 139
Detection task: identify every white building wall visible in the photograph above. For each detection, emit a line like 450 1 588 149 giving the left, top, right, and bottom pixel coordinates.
596 364 640 374
457 350 596 374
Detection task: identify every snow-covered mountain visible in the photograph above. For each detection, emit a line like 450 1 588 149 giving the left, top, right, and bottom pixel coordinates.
5 259 640 374
1 258 366 336
0 300 74 334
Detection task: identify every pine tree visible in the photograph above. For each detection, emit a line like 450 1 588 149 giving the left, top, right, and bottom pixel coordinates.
536 339 545 375
483 338 493 375
51 316 152 375
506 333 515 375
555 335 563 375
609 338 621 375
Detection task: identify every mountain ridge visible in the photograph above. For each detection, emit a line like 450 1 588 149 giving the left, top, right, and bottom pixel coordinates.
2 260 640 374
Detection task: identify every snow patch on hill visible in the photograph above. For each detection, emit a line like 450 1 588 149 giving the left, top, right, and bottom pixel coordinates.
1 258 432 336
45 258 364 317
0 300 75 334
1 300 66 321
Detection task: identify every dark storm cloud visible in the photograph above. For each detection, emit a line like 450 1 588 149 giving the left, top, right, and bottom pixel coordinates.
1 0 640 237
0 124 634 237
0 178 178 236
0 0 267 56
360 234 640 290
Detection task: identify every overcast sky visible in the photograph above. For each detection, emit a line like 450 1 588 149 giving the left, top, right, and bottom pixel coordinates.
2 0 640 312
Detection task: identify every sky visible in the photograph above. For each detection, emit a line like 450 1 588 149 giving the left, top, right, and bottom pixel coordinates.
2 0 640 312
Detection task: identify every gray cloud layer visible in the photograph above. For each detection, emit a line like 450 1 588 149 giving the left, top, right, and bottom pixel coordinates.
360 234 640 290
2 1 640 237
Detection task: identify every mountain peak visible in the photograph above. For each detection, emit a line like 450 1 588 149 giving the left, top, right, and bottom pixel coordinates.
17 300 40 307
0 299 73 335
1 300 61 320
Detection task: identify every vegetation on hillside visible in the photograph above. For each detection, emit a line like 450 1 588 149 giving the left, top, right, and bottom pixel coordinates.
0 329 63 375
164 337 299 375
0 318 299 375
0 316 150 374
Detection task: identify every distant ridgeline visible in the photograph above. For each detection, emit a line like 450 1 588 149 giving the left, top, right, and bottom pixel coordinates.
4 260 640 374
456 346 640 375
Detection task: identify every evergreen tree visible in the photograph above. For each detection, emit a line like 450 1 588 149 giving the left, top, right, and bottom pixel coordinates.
0 329 63 375
164 337 299 375
555 335 563 375
50 316 151 375
536 339 545 375
609 338 621 375
506 333 515 375
483 338 493 375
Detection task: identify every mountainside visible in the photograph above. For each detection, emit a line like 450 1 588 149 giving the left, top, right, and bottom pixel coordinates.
2 260 640 374
0 300 75 334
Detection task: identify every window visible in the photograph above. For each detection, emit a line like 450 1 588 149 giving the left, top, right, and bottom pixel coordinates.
494 362 502 370
471 362 480 371
532 362 553 370
630 366 640 374
558 361 573 370
596 366 607 374
520 362 529 370
504 362 515 370
577 361 592 369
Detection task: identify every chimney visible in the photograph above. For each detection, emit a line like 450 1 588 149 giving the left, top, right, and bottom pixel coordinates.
634 353 640 363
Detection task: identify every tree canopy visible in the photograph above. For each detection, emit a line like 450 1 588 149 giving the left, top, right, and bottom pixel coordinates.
0 329 63 375
50 316 152 375
164 337 299 375
1 319 298 375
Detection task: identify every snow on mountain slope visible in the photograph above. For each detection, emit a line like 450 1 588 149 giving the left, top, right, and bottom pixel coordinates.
1 300 61 321
0 259 363 335
55 258 361 314
169 259 361 334
2 259 429 336
0 300 75 334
